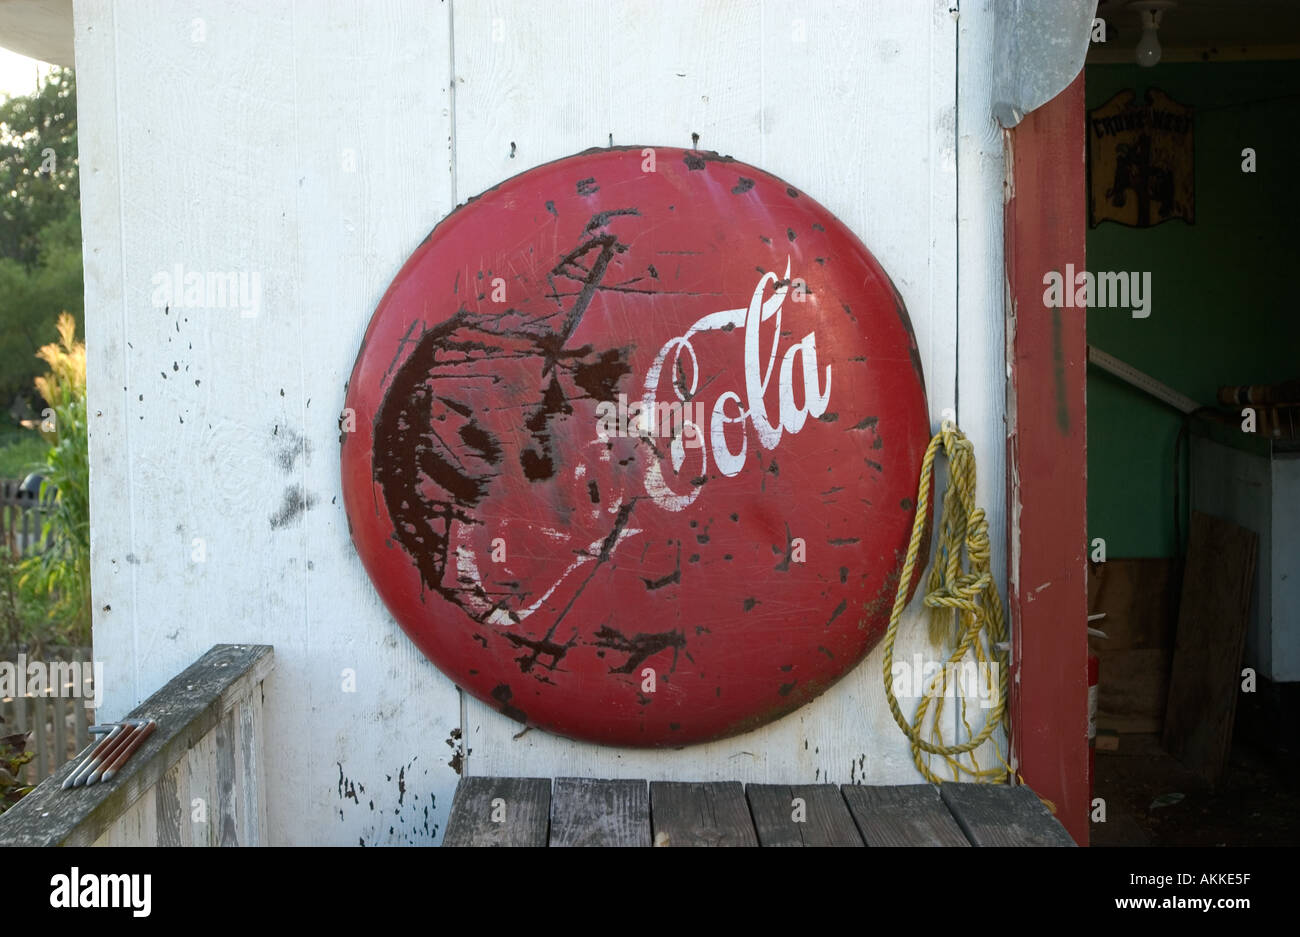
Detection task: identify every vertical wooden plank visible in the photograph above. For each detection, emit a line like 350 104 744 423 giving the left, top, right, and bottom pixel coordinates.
649 781 758 847
549 777 650 847
72 0 137 730
52 694 67 770
134 784 158 846
231 698 248 846
289 0 459 848
33 696 48 779
442 777 552 847
12 698 29 786
92 787 155 847
186 726 217 847
1268 458 1299 679
252 685 267 847
155 757 187 847
237 696 261 846
215 709 239 846
1005 71 1089 845
1162 512 1257 784
746 784 863 847
841 783 970 846
954 0 1010 775
91 812 121 847
73 692 88 754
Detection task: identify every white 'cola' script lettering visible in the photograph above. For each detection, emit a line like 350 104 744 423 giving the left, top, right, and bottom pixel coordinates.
642 258 832 510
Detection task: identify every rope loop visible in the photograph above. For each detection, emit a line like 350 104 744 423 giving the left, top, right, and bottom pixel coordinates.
880 420 1011 784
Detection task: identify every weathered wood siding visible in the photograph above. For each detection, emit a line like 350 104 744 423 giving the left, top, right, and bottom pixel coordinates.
86 688 266 846
75 0 1007 845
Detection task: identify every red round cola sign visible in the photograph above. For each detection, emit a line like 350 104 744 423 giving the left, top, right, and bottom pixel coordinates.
341 147 929 746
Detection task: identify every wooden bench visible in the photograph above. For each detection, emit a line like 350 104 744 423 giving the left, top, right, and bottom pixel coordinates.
442 777 1075 847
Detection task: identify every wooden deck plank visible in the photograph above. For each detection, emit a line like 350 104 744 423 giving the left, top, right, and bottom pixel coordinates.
442 777 551 847
650 781 757 847
939 783 1075 846
746 784 863 847
549 777 650 847
841 784 970 847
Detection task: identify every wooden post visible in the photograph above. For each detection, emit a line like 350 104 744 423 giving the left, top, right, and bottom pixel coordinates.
1004 71 1090 845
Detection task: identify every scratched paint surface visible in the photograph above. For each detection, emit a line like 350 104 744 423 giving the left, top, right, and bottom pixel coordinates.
341 147 929 746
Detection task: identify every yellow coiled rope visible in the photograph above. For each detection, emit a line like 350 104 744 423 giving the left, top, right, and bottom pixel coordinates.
881 420 1012 785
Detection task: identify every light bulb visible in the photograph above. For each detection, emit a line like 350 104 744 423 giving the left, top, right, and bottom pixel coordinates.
1136 23 1162 66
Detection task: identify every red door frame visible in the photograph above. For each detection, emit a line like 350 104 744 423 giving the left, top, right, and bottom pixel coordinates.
1004 72 1090 845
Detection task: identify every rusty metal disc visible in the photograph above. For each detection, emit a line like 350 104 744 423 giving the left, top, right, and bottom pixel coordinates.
341 147 929 747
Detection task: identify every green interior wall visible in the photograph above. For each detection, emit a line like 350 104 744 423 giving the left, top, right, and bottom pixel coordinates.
1086 61 1300 558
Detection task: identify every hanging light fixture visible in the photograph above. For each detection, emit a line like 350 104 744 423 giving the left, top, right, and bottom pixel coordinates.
1130 1 1175 67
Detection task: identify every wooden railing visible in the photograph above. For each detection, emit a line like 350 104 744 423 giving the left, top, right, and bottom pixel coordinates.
0 644 273 846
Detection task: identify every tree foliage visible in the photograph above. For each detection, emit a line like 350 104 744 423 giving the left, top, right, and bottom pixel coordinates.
0 68 82 410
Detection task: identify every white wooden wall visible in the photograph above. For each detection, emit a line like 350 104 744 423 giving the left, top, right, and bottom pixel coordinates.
76 0 1007 845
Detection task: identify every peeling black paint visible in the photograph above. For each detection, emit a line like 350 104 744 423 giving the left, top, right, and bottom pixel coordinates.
270 484 318 530
370 215 637 617
491 683 528 724
592 623 686 675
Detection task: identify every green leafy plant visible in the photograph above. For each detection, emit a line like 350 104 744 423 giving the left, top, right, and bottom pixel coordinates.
0 731 35 814
0 545 27 648
18 312 90 644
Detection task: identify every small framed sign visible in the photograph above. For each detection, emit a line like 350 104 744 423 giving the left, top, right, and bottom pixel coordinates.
1088 88 1194 228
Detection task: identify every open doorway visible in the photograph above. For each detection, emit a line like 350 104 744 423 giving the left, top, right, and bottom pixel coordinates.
1085 0 1300 845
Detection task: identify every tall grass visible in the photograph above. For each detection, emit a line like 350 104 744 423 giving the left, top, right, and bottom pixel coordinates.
18 313 90 644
